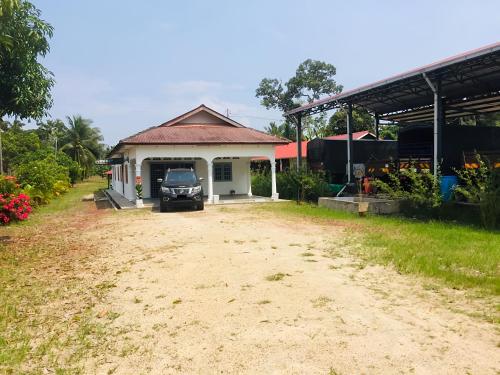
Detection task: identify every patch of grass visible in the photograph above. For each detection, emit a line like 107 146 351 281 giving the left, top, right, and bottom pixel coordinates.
265 272 288 281
172 298 182 305
0 178 110 373
258 202 500 298
257 300 271 305
311 296 333 308
300 252 315 257
133 297 142 304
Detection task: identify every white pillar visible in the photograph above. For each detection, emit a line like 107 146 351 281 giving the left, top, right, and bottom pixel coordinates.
207 159 214 204
271 157 278 200
135 161 144 208
247 160 253 197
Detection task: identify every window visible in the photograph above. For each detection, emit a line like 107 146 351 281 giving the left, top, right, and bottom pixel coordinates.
124 165 128 184
214 162 232 182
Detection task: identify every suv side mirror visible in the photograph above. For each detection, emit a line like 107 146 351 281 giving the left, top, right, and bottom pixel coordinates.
157 178 163 183
198 177 204 181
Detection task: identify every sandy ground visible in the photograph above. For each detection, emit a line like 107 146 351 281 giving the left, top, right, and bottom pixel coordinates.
79 204 499 375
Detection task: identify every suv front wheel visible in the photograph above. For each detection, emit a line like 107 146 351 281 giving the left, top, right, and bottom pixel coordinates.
160 203 169 212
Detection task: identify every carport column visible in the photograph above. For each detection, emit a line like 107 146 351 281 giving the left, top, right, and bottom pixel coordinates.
271 157 278 200
207 159 214 204
247 160 253 196
135 160 144 208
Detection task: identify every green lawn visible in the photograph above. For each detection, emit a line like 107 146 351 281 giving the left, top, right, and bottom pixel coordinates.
258 202 500 298
0 177 107 374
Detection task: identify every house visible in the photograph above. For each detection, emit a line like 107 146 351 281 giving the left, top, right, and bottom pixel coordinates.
253 131 376 171
109 105 289 207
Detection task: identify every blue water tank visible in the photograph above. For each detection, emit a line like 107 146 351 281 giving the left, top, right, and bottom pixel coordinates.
440 176 458 201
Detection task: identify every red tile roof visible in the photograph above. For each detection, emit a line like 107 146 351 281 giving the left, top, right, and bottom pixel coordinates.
323 130 375 140
117 105 289 147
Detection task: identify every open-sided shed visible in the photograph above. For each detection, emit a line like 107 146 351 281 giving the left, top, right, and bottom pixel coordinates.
286 41 500 181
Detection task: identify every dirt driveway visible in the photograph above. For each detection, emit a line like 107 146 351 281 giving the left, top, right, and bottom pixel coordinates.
81 204 499 374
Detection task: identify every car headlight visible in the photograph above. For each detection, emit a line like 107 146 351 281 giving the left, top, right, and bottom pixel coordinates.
192 186 202 194
161 186 171 193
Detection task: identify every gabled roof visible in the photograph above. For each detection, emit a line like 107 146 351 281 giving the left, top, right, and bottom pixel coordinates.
323 130 376 140
114 105 289 150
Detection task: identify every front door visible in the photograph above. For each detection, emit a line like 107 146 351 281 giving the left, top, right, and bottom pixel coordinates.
150 162 195 198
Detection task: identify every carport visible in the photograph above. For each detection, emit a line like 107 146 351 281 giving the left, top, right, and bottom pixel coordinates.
285 41 500 181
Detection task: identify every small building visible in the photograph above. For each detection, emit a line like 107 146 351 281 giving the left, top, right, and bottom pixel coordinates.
109 105 288 207
253 131 375 171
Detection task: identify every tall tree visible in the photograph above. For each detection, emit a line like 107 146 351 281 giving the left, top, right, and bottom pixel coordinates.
327 107 374 135
256 60 342 140
256 59 343 113
60 116 104 178
0 0 54 119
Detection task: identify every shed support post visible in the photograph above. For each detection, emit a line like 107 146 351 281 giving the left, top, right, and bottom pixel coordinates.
347 103 354 183
434 79 444 177
375 113 380 140
296 114 303 171
423 73 444 178
207 159 214 203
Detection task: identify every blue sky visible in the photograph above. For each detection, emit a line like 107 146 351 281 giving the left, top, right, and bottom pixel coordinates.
32 0 500 145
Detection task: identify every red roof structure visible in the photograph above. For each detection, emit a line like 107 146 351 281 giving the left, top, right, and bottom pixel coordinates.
114 105 288 150
264 131 375 160
323 130 376 141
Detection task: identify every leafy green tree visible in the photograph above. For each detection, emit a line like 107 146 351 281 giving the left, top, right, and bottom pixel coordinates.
60 115 104 178
327 107 374 135
36 119 67 145
264 120 296 141
257 60 342 140
379 124 399 140
0 0 54 119
303 113 329 140
256 59 343 113
1 120 41 172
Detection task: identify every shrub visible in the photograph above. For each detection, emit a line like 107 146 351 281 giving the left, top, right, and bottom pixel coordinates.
480 169 500 229
372 165 442 211
0 175 20 194
453 155 489 203
15 158 70 203
0 193 32 224
252 169 330 202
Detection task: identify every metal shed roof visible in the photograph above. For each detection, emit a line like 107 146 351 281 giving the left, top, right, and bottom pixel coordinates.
286 41 500 121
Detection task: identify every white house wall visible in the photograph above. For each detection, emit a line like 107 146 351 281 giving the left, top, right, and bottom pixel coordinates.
113 144 276 201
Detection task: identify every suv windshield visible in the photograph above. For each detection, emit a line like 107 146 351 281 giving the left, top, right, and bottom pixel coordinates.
164 170 197 185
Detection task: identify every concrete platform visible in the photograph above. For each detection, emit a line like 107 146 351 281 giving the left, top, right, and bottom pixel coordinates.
319 196 400 215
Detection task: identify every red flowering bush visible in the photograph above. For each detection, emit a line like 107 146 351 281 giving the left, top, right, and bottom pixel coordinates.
0 175 32 224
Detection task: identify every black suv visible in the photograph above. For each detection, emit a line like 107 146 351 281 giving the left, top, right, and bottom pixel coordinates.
158 168 204 212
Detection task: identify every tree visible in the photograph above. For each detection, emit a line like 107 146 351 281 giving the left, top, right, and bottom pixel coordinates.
256 59 343 113
36 119 67 148
0 0 54 119
1 120 41 173
303 113 330 140
60 116 104 178
264 120 296 141
256 59 343 139
327 107 374 135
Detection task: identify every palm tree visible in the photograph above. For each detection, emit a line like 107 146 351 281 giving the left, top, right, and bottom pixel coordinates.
60 115 104 179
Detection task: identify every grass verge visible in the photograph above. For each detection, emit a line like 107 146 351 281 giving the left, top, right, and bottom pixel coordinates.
0 177 109 373
257 202 500 298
